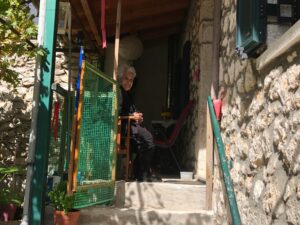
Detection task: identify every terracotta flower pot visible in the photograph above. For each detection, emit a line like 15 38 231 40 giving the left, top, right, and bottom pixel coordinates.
54 210 80 225
0 203 17 221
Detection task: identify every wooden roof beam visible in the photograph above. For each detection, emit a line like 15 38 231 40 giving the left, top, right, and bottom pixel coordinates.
69 1 103 55
80 0 102 46
106 0 157 9
139 24 182 41
105 1 189 26
106 10 186 36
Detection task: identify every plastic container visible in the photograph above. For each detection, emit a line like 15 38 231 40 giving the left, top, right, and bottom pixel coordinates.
180 171 193 180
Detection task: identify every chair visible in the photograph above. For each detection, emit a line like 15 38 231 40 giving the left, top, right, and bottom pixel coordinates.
117 116 135 181
153 100 194 171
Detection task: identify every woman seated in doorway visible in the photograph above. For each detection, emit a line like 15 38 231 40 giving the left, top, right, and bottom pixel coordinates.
118 64 159 182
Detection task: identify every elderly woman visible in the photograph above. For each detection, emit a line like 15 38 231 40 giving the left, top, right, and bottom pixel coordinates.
118 64 155 182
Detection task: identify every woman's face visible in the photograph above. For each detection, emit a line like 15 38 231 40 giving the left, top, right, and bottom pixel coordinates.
121 71 135 91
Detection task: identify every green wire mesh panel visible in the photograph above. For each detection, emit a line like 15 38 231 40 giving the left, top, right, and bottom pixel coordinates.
73 62 118 209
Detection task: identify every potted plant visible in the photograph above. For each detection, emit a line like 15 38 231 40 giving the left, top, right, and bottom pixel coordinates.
0 166 24 222
48 181 80 225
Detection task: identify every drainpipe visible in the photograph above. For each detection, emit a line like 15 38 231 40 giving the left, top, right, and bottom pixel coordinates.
20 1 46 224
207 96 241 225
211 0 221 98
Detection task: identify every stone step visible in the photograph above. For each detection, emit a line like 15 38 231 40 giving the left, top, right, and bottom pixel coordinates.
115 180 206 211
78 205 215 225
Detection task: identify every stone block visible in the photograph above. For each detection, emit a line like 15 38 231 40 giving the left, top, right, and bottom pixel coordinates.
199 21 213 43
200 0 214 21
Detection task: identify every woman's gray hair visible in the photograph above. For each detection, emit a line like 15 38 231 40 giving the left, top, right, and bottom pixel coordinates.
118 64 136 80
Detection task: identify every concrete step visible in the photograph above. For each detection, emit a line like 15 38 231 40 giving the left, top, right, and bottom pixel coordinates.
78 205 215 225
115 180 206 211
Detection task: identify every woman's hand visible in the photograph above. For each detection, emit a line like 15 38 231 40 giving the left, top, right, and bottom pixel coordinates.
133 112 143 124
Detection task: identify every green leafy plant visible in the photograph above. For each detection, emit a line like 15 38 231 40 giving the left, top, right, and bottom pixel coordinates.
0 188 23 206
48 181 74 214
0 0 46 87
0 166 24 206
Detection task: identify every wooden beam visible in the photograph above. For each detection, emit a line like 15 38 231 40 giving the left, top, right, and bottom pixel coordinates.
105 0 189 10
107 0 161 9
113 0 121 81
206 103 214 210
30 1 59 224
105 0 189 26
80 0 102 46
106 10 186 36
112 0 122 182
69 0 103 55
139 24 181 40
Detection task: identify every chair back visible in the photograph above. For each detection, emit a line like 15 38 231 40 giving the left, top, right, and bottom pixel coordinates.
154 100 194 147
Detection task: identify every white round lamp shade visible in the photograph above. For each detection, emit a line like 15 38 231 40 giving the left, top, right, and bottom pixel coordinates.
119 35 144 61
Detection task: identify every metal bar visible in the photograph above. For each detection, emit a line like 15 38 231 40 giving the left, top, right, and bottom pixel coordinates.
55 47 99 53
51 83 68 96
29 1 59 224
207 96 241 225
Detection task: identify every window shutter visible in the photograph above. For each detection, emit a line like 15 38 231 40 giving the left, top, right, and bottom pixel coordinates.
236 0 267 58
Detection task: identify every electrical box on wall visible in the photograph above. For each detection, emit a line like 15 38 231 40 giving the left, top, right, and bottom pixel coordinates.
236 0 267 58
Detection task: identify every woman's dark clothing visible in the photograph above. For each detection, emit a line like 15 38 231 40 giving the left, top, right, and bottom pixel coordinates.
119 86 154 180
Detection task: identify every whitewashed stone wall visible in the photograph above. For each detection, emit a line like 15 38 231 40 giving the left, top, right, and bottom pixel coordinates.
214 0 300 224
0 53 69 190
182 0 214 178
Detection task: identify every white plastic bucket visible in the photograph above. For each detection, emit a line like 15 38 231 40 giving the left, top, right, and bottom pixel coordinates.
180 171 193 180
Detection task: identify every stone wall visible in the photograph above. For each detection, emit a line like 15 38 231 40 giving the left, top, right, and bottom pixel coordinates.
214 0 300 224
0 52 69 191
182 0 214 178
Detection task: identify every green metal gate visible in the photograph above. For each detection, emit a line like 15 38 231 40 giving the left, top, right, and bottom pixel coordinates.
72 61 118 208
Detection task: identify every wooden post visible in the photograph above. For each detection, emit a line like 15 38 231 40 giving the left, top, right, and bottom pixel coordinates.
206 103 214 210
112 0 121 181
29 1 58 224
67 114 77 195
113 0 121 81
72 61 86 191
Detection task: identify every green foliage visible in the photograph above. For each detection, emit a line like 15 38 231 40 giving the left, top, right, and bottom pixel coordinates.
0 0 42 87
0 166 22 182
0 188 23 206
48 181 74 214
0 166 24 206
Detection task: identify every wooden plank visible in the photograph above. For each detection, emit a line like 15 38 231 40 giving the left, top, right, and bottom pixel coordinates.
106 10 185 36
69 0 103 54
72 60 86 192
111 0 122 182
105 0 188 10
113 0 121 81
105 1 189 26
67 114 77 195
76 181 115 191
206 103 214 210
80 0 102 46
139 24 181 41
